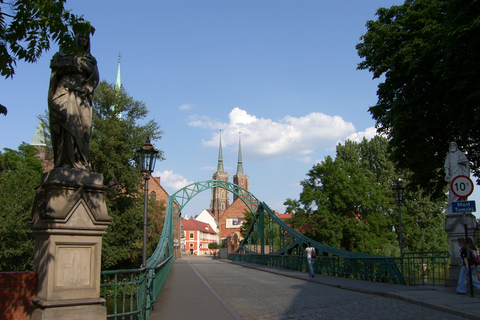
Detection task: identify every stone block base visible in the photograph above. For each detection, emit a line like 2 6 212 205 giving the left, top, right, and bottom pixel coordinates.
31 298 106 320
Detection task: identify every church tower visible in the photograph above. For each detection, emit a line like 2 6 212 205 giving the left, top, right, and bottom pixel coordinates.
113 54 122 119
233 133 249 201
210 133 229 220
30 120 47 161
30 120 53 172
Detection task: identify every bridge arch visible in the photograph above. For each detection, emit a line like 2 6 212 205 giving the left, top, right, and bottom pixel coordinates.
145 179 404 286
146 180 265 266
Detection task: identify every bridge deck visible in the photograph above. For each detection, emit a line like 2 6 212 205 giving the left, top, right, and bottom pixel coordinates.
150 255 480 320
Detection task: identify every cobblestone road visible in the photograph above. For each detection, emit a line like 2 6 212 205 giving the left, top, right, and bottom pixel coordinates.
187 256 467 320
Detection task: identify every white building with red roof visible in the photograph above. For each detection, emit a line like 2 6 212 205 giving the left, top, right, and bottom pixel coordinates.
183 217 218 255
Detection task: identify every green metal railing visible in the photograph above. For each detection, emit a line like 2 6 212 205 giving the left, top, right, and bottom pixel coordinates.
229 253 405 284
229 251 450 285
100 256 174 320
402 251 450 286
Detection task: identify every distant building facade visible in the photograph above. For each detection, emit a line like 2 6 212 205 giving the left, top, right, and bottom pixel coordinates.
182 217 218 255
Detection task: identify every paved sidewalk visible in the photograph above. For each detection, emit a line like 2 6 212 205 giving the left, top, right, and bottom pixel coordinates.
150 259 242 320
151 256 480 320
229 259 480 320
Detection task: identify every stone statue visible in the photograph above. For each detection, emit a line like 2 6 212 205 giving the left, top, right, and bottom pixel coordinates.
444 141 470 213
48 33 99 170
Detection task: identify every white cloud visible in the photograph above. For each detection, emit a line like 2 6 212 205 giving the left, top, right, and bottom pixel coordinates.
178 103 194 111
188 107 359 161
345 126 379 143
153 170 194 193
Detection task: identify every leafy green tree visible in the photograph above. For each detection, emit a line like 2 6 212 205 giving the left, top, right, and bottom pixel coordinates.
356 0 480 198
1 0 94 114
208 242 220 250
285 137 448 256
90 81 164 269
0 143 43 271
90 81 164 195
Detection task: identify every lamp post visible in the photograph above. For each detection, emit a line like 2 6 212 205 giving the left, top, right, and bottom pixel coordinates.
137 137 159 267
392 179 404 257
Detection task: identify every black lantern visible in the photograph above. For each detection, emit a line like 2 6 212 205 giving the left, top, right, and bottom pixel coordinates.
137 137 159 268
392 179 404 206
137 137 159 173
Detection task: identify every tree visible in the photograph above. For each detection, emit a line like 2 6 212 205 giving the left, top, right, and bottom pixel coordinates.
0 0 94 114
356 0 480 199
90 81 164 269
0 143 43 271
285 137 448 255
90 81 164 195
208 242 220 250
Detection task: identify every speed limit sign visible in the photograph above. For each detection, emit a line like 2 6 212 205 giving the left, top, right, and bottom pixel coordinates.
451 175 474 198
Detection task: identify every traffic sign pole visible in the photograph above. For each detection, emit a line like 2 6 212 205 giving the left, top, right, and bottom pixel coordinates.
450 175 475 296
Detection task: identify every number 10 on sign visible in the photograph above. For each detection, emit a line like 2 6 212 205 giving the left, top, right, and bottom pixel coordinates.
451 175 474 198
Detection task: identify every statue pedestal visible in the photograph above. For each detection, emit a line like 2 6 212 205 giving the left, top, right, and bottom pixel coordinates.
445 212 477 287
30 168 112 320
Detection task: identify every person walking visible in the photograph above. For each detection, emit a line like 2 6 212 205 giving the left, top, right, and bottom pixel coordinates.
456 238 480 294
305 242 316 278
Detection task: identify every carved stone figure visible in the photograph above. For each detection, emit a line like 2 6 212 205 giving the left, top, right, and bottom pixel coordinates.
444 141 470 213
48 33 99 170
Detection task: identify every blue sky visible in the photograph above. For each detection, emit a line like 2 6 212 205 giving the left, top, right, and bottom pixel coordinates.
2 0 478 219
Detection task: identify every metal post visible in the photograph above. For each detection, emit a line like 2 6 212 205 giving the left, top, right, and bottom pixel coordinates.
143 175 150 268
464 211 474 297
398 202 403 258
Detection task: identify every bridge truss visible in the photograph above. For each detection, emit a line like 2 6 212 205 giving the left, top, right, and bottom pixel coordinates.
103 180 405 319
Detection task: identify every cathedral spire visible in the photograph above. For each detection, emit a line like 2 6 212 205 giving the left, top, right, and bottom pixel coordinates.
30 120 46 147
113 54 123 119
217 131 224 173
115 53 121 91
236 132 244 175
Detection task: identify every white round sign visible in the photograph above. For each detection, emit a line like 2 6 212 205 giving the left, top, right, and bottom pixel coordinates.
451 175 474 198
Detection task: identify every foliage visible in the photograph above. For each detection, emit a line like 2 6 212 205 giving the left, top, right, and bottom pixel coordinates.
90 81 164 195
0 144 43 271
208 242 220 249
284 137 448 256
90 81 164 270
0 0 94 114
357 0 480 198
0 0 94 78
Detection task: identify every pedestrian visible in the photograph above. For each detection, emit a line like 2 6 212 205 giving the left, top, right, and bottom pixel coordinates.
305 242 316 278
468 238 479 279
456 238 480 294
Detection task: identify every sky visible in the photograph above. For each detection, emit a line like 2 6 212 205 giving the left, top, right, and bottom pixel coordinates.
2 0 479 219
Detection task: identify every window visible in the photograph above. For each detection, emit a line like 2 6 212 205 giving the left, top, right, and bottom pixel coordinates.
189 232 194 239
150 191 156 200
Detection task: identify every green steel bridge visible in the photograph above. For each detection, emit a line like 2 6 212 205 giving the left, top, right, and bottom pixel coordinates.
100 180 449 319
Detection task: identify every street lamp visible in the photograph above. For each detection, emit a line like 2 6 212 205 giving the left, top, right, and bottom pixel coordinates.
137 137 159 267
392 179 405 257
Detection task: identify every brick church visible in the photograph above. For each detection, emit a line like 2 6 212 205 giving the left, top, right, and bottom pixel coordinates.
209 134 251 241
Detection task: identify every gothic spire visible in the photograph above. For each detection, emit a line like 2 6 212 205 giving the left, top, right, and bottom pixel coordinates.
115 53 121 91
30 120 46 146
236 132 244 175
217 131 224 173
113 54 123 119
